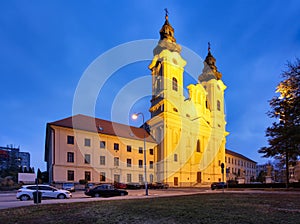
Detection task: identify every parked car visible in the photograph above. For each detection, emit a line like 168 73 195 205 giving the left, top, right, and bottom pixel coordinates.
152 182 169 189
84 184 128 197
114 182 127 189
126 182 141 189
211 182 227 190
62 183 75 192
16 184 72 201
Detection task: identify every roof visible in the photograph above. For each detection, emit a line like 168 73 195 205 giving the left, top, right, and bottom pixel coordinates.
226 149 257 164
48 114 156 143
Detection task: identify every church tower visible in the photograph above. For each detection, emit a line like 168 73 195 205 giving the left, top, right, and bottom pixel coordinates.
148 11 187 185
197 43 228 184
148 12 228 187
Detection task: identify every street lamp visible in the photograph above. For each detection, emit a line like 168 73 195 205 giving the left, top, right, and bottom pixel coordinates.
132 112 148 196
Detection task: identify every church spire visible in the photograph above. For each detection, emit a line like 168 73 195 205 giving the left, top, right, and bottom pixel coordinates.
153 9 181 55
199 42 223 81
205 42 216 68
159 8 176 43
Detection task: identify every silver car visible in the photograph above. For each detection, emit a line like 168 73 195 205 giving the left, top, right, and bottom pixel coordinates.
16 184 72 201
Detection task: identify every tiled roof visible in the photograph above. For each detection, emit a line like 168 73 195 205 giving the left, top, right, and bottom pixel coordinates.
48 114 156 143
226 149 257 163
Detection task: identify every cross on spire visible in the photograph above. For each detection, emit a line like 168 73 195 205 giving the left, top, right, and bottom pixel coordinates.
164 8 169 19
208 42 211 52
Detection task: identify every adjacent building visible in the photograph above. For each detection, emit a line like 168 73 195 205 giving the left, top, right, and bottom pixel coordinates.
45 115 157 184
225 149 257 183
0 146 30 171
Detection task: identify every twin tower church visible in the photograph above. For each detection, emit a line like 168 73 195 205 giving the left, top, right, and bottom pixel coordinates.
45 12 228 187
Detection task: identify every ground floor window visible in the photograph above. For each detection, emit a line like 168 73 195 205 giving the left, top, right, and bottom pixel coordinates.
100 172 106 182
114 174 120 183
67 170 74 181
149 174 153 183
127 173 132 183
85 171 91 181
138 174 143 183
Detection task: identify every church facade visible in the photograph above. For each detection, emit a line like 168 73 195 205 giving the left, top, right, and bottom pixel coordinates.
148 13 228 187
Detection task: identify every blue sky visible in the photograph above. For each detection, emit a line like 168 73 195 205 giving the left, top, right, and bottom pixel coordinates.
1 0 300 171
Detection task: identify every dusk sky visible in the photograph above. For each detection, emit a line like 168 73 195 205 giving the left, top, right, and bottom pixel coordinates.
1 1 300 171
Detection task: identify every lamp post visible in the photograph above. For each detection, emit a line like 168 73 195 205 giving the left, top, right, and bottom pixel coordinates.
132 112 148 196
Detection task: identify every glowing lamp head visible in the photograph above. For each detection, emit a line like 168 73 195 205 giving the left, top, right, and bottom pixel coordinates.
132 114 138 120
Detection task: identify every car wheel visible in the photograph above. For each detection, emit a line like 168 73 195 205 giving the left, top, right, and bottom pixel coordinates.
20 195 30 201
94 193 100 197
57 194 66 199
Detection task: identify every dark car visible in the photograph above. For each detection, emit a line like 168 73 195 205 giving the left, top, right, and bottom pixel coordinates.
211 182 227 190
148 182 169 189
126 182 141 189
84 184 128 197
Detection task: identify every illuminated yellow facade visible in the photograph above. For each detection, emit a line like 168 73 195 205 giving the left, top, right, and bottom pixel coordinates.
148 13 228 187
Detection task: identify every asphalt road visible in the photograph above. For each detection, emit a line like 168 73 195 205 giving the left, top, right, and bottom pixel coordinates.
0 188 208 210
3 188 298 210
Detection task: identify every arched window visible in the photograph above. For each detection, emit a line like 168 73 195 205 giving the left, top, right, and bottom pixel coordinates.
217 100 221 111
172 77 178 91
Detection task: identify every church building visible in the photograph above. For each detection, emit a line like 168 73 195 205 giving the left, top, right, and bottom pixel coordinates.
45 12 228 187
148 12 228 187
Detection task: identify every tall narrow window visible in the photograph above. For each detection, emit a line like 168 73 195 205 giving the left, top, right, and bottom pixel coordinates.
138 160 143 168
67 152 74 163
114 157 119 166
114 143 119 151
127 159 132 167
100 172 106 181
85 171 91 181
114 174 120 183
84 154 91 164
196 139 201 152
149 161 154 169
172 77 178 91
127 145 132 152
100 156 105 165
149 174 154 183
217 100 221 111
138 174 143 183
67 170 74 181
84 138 91 147
127 174 132 182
